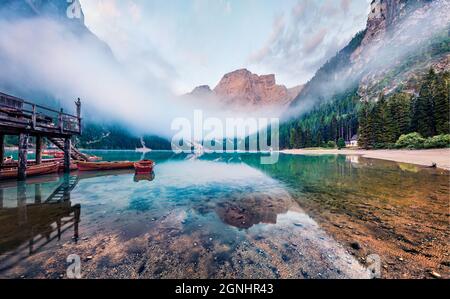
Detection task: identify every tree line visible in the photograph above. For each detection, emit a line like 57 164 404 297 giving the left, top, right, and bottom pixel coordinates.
359 69 449 149
280 69 449 150
280 88 360 149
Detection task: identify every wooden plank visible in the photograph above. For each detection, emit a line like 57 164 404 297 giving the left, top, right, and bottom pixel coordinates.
0 114 30 125
36 135 42 165
64 137 71 173
18 133 29 181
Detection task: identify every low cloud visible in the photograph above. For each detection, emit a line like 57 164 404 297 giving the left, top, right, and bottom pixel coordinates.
0 16 283 140
249 0 370 86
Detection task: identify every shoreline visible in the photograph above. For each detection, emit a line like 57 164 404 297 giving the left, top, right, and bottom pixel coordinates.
5 146 450 170
282 148 450 171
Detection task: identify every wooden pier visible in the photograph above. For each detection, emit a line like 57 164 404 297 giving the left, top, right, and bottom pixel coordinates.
0 92 87 180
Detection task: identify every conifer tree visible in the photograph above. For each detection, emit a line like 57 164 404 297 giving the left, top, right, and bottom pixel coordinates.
434 72 450 135
358 102 374 149
413 69 437 137
372 94 388 145
387 93 412 143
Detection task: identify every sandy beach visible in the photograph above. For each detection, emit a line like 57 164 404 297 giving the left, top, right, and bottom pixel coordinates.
282 148 450 171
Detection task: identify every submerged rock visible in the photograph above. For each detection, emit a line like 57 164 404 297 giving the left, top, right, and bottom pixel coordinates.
350 242 361 250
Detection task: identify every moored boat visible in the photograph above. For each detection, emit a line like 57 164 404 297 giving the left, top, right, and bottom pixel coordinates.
77 161 135 172
0 162 59 180
1 158 63 168
58 162 79 172
88 156 102 162
54 152 65 159
134 160 155 175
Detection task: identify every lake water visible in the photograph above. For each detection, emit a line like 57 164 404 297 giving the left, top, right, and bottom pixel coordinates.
0 151 448 279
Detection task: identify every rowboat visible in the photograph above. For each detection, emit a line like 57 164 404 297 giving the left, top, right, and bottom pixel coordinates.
54 152 65 159
1 158 63 169
88 156 102 162
58 162 79 172
43 150 61 156
77 161 135 172
77 169 134 180
134 160 155 175
0 162 60 180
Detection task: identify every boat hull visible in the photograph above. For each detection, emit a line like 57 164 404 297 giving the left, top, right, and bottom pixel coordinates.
134 160 155 175
0 163 60 180
77 161 135 172
58 163 79 172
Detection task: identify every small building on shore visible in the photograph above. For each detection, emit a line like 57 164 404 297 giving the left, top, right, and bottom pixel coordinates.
346 135 359 148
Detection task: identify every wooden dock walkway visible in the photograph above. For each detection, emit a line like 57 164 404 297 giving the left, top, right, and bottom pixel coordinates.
0 92 85 180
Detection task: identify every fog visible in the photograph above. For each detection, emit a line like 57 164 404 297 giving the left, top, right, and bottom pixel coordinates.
0 0 448 140
286 0 450 120
0 15 283 140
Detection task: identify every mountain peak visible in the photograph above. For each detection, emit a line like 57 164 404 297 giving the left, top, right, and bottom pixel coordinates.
188 69 303 109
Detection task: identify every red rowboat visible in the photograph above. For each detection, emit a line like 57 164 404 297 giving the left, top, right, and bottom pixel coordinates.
54 152 65 159
88 156 102 162
58 162 79 172
134 160 155 175
0 162 60 180
77 161 135 172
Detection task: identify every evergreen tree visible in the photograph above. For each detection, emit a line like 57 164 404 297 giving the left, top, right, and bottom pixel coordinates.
413 69 437 137
358 102 374 149
434 72 450 135
386 93 412 143
337 138 346 149
289 127 297 149
372 94 388 145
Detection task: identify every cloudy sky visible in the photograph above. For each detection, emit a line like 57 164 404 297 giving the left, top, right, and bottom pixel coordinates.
80 0 370 93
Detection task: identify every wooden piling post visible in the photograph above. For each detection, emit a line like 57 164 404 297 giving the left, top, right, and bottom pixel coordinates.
35 184 42 204
59 108 64 134
64 137 71 173
17 181 28 225
74 204 81 241
32 104 37 129
0 134 4 166
76 98 82 135
35 135 42 165
18 133 29 181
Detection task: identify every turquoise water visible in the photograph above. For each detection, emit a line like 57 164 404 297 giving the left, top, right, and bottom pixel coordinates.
0 151 448 279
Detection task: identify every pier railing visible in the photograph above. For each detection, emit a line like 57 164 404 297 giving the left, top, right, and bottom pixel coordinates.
0 92 81 135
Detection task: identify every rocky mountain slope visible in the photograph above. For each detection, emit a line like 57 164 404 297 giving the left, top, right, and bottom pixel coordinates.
188 69 303 110
280 0 449 150
289 0 449 115
0 0 168 149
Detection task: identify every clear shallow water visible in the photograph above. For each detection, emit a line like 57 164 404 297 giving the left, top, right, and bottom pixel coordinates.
0 151 448 279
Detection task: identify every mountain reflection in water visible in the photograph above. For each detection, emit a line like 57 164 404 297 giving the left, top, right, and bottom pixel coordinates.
0 151 448 279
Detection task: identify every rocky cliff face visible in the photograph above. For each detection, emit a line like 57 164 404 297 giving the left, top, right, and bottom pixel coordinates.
362 0 431 46
189 69 303 110
353 0 449 101
290 0 448 113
